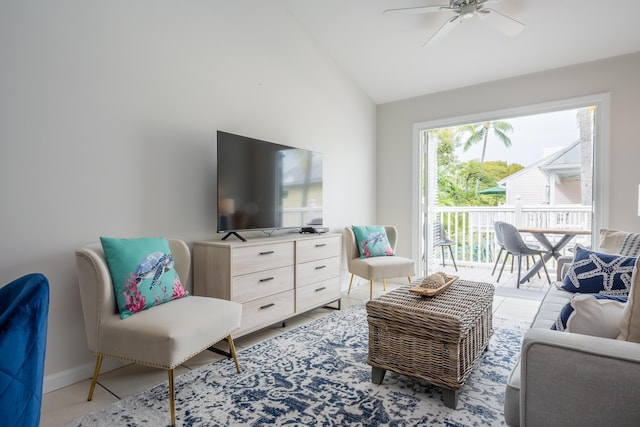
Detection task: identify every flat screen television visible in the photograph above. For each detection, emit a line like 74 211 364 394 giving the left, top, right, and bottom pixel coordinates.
216 131 323 241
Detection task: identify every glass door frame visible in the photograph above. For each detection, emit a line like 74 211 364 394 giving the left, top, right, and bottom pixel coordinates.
410 93 610 277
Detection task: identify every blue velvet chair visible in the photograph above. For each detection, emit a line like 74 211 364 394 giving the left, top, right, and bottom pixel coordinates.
0 273 50 427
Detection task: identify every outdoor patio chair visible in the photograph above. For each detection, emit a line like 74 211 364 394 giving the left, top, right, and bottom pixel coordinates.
493 221 541 281
434 223 458 271
492 221 508 276
496 222 550 288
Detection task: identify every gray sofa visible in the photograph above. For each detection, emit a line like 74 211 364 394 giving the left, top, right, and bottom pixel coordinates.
504 235 640 427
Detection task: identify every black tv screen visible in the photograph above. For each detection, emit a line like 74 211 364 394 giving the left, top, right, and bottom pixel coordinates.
216 131 323 236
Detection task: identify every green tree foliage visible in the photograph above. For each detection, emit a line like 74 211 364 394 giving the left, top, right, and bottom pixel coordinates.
431 126 523 207
460 121 514 194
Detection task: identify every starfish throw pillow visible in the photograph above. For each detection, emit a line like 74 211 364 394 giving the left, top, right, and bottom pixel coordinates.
561 247 636 295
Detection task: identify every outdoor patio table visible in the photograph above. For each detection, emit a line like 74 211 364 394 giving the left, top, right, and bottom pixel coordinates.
517 228 591 284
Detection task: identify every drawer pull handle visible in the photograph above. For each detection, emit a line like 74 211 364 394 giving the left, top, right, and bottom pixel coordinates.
260 303 275 310
259 277 274 283
315 243 327 247
315 265 326 270
315 286 326 292
259 251 275 255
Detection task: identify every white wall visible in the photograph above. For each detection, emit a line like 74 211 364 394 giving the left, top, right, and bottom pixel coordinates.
377 52 640 257
0 1 376 392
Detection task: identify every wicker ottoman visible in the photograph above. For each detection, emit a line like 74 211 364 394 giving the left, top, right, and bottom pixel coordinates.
366 279 494 409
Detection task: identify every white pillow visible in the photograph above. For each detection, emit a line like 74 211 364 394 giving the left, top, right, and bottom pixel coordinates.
599 228 640 256
566 294 626 338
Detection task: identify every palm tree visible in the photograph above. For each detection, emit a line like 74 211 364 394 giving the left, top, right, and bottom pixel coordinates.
461 121 514 194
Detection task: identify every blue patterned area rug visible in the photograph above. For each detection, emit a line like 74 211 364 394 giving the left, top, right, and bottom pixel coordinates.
65 304 528 427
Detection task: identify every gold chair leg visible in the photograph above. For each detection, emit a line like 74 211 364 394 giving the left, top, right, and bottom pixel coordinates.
383 279 387 291
407 276 412 283
369 280 373 301
87 354 103 401
227 335 241 373
348 273 355 294
169 368 176 426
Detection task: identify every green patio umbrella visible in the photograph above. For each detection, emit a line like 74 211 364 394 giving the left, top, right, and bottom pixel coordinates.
478 186 506 205
478 186 506 195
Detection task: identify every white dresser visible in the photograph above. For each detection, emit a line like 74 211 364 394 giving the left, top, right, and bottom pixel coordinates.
193 233 342 337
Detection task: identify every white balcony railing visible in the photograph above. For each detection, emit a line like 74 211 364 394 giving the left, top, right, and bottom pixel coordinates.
433 205 592 269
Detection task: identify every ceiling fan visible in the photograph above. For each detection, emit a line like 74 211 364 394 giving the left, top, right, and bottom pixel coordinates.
383 0 525 47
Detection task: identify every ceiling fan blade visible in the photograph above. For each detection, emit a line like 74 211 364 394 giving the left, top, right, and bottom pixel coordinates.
383 5 452 16
482 8 525 36
423 15 460 47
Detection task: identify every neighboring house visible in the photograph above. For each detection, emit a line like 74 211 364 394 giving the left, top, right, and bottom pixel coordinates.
499 141 583 206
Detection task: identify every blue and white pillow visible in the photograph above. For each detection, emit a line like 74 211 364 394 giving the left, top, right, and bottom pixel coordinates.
552 294 627 338
561 247 636 295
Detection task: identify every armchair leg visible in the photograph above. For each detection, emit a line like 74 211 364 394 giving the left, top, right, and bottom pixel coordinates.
348 273 355 294
87 354 103 401
369 280 374 301
407 276 412 283
227 335 241 373
383 279 387 291
168 368 176 426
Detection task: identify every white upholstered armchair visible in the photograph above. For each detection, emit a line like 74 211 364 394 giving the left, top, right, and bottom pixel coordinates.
75 239 242 426
344 226 415 300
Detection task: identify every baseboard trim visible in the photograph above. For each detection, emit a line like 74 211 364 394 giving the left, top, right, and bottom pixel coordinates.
43 358 127 394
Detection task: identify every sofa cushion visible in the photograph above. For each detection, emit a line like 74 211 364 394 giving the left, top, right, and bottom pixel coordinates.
551 294 627 338
561 247 635 295
619 257 640 343
599 228 640 256
530 285 573 329
351 225 395 258
101 237 189 319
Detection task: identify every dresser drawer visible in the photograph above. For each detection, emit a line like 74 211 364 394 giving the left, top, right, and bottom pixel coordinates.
296 256 340 288
232 242 294 276
296 277 340 313
239 290 295 334
296 236 342 264
232 266 294 304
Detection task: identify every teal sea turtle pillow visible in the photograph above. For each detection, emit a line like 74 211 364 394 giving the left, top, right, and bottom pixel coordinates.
352 225 395 258
100 237 188 319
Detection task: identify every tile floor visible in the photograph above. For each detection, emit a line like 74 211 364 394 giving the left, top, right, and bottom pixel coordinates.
40 274 543 426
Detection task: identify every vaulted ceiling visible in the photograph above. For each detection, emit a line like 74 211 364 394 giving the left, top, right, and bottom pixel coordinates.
282 0 640 104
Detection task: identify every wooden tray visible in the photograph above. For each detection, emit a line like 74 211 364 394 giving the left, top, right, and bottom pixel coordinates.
409 276 458 297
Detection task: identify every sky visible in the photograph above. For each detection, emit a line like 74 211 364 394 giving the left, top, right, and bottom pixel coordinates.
455 108 582 168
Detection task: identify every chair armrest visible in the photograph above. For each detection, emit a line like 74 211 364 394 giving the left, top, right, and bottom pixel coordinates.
520 329 640 427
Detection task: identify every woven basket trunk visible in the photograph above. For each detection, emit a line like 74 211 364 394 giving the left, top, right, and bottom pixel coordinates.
366 280 494 390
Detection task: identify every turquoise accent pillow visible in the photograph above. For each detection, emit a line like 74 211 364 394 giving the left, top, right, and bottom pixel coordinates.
352 226 395 258
100 237 188 319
